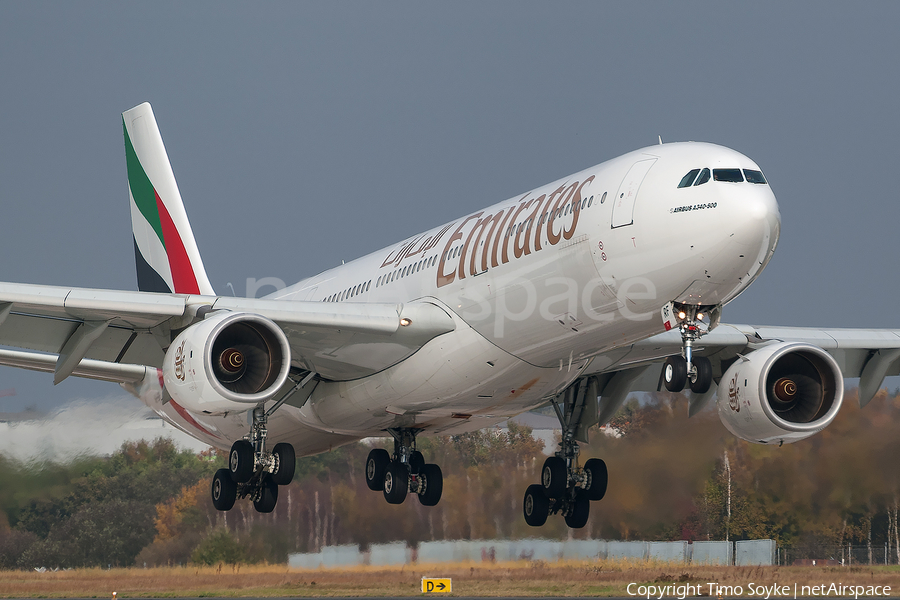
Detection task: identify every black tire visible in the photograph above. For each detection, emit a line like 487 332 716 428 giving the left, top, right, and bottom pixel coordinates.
365 448 391 491
541 456 567 498
564 491 590 529
211 468 237 511
253 480 278 513
418 463 443 506
583 458 608 501
523 484 549 527
229 440 255 483
271 443 296 486
663 356 687 392
689 356 713 394
383 461 409 504
409 450 425 474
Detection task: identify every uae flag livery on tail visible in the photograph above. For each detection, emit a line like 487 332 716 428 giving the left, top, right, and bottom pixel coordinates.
123 103 214 296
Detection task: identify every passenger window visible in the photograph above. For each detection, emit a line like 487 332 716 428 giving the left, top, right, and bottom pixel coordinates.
678 169 701 188
694 168 711 186
713 168 743 183
744 169 767 184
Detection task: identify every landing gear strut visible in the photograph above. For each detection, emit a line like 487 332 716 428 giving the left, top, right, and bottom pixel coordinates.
523 379 608 529
365 428 443 507
663 303 716 394
211 405 297 513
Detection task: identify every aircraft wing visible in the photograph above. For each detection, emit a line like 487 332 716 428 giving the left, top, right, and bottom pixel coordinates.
0 281 456 384
585 323 900 420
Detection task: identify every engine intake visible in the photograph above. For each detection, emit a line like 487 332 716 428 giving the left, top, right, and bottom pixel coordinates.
718 342 843 444
163 311 291 415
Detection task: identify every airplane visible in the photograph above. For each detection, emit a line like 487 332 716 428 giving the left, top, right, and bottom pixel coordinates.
0 102 895 529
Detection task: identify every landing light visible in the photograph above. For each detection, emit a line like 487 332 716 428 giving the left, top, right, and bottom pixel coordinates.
678 311 687 320
697 313 704 321
400 317 412 327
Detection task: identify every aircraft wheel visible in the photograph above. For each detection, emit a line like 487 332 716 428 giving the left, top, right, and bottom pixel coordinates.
271 443 295 486
229 440 254 483
523 484 549 527
383 461 409 504
418 463 443 506
564 491 590 529
541 456 567 498
211 468 237 511
253 480 278 513
583 458 608 501
663 356 687 392
689 356 713 394
365 448 391 491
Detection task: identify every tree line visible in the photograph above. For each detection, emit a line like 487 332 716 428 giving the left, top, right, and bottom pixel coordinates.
2 388 900 568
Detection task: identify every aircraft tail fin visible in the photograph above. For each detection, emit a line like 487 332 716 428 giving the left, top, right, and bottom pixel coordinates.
122 102 215 296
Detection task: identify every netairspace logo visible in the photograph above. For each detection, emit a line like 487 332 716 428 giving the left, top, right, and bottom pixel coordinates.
0 397 210 464
626 582 892 599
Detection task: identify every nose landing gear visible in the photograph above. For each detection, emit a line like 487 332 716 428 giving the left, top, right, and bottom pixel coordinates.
662 303 718 394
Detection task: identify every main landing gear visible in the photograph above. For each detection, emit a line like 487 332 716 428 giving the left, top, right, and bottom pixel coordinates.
211 406 296 513
523 379 608 529
364 428 443 507
662 304 715 394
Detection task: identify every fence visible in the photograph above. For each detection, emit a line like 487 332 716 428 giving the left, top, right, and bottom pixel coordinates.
778 544 898 566
289 538 776 568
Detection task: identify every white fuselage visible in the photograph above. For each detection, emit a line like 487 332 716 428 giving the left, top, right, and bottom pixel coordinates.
161 142 781 455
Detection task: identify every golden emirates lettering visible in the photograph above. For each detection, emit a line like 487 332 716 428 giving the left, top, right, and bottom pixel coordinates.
433 176 594 288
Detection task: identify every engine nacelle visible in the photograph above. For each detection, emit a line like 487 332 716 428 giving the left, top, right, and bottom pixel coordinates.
163 311 291 415
717 342 843 444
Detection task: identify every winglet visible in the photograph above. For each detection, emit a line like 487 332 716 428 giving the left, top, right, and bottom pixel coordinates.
123 103 214 295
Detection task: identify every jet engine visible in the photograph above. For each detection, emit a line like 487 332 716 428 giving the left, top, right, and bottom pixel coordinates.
162 311 291 415
717 342 843 444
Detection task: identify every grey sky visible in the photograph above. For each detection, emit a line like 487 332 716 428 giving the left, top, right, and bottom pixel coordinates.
1 2 899 410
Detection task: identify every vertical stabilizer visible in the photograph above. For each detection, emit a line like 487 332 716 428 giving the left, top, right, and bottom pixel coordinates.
123 102 215 296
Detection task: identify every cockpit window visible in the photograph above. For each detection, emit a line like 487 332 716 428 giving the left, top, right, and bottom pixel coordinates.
678 169 701 188
744 169 767 184
694 168 711 186
713 168 744 183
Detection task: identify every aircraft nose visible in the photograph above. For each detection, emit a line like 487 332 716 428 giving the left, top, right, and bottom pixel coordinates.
732 184 781 251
